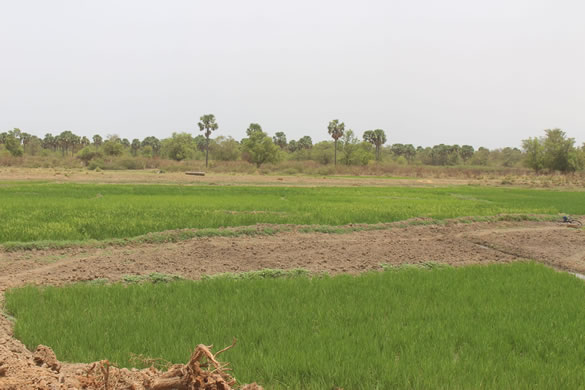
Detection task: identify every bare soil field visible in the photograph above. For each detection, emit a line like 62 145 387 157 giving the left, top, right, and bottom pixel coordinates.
0 167 525 187
1 219 584 389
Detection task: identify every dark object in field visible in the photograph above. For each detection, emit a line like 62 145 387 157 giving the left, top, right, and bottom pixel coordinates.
185 171 206 176
561 215 582 228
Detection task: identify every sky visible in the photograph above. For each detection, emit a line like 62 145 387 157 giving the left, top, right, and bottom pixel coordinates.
0 0 583 149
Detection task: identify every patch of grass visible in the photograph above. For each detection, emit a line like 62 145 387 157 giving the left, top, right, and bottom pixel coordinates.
6 262 585 389
0 183 583 244
201 268 311 281
0 214 562 252
1 226 285 252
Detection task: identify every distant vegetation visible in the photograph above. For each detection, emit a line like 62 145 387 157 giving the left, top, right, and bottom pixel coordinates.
0 183 583 243
7 262 585 388
1 119 583 173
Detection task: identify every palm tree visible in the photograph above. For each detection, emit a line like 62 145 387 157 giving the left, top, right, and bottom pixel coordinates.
363 129 387 161
92 134 103 150
198 114 219 168
327 119 345 166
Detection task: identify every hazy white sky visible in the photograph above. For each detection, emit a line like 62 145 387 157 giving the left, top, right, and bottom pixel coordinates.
1 0 583 148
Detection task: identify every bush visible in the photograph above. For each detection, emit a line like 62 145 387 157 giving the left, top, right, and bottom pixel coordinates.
77 147 102 166
210 136 241 161
102 140 124 157
395 156 408 165
118 158 145 170
88 159 105 170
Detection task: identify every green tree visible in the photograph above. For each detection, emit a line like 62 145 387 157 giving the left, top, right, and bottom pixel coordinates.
327 119 345 166
363 129 387 161
403 144 416 162
522 137 544 172
102 135 124 157
273 132 287 149
163 132 196 161
92 134 103 149
311 141 335 165
20 132 31 154
416 146 433 165
341 130 358 165
42 134 56 151
141 136 161 157
287 136 312 154
500 147 523 167
287 140 298 152
460 145 475 163
4 135 23 157
391 143 416 163
80 136 90 148
470 147 490 166
77 146 102 166
193 135 207 153
447 145 461 165
391 143 406 158
354 143 375 165
9 128 22 142
210 136 241 161
198 114 219 168
298 136 313 150
141 145 154 158
131 139 141 156
57 131 78 156
26 136 42 156
241 123 280 167
542 129 578 172
578 143 585 171
433 145 453 165
522 130 579 172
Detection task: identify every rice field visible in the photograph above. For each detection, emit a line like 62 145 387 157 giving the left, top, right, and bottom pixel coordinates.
6 262 585 389
0 182 583 243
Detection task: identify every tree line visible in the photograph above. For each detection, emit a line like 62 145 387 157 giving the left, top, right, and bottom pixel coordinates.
1 116 583 172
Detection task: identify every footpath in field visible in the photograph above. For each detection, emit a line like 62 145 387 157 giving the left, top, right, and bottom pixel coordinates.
1 219 585 389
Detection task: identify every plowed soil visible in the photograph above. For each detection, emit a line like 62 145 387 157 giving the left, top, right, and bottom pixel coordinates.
1 219 584 389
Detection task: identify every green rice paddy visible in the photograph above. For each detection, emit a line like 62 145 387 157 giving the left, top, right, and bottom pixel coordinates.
6 263 585 389
0 182 583 243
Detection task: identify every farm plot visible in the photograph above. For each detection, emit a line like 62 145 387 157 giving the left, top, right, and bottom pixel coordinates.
6 262 585 389
0 182 584 244
1 181 584 389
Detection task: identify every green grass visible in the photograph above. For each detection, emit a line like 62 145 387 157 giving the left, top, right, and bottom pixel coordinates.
0 182 583 243
1 214 561 252
5 263 585 389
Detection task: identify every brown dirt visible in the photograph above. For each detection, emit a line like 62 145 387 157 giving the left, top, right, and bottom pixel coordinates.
0 167 505 187
1 219 584 389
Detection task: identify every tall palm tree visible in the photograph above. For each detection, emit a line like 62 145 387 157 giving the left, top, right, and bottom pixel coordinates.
198 114 219 168
328 119 345 166
363 129 387 161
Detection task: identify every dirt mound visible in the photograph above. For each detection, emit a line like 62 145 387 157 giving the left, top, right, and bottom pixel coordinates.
0 342 261 390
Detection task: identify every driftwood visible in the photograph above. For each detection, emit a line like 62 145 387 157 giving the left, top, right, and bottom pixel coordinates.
185 171 206 176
